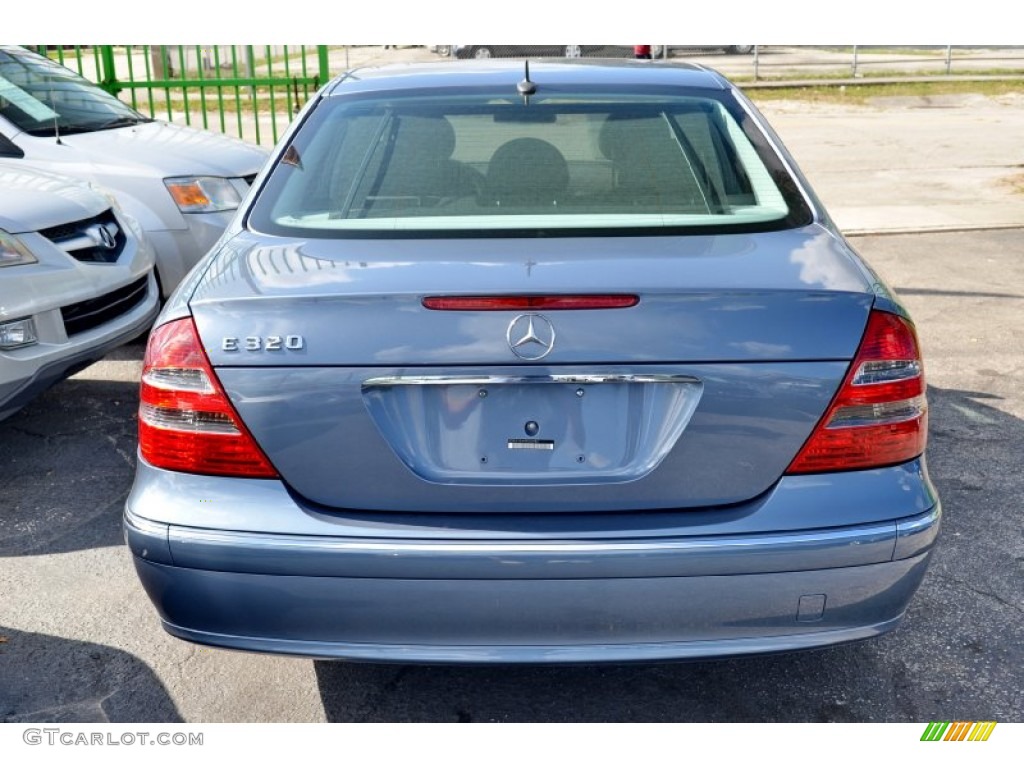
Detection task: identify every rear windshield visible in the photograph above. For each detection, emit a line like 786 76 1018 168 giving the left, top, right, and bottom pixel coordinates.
248 87 812 238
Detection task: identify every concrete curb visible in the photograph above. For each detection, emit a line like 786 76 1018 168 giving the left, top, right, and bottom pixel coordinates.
843 223 1024 237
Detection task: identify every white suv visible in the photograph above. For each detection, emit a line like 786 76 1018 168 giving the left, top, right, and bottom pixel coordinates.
0 46 269 297
0 163 158 420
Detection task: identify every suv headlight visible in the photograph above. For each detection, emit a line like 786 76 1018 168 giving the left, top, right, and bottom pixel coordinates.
0 230 38 268
164 176 243 213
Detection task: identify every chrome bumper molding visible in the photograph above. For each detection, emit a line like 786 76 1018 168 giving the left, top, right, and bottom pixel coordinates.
125 505 940 580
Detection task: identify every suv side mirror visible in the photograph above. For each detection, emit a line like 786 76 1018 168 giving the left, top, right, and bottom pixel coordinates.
0 133 25 158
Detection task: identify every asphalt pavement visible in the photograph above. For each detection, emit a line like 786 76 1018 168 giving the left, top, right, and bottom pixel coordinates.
1 91 1023 722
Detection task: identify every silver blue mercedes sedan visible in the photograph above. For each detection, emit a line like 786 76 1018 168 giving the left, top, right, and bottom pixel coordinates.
125 60 940 663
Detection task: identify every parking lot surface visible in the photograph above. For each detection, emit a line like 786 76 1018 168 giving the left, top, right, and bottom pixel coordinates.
2 94 1023 723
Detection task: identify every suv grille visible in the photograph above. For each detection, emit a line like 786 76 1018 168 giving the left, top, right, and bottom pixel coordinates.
40 209 127 264
61 276 149 336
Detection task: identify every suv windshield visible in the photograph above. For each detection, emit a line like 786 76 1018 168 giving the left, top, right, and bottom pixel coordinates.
250 87 811 237
0 47 148 137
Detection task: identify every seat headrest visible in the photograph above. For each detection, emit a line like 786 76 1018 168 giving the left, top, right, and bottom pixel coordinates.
393 116 457 159
484 137 569 205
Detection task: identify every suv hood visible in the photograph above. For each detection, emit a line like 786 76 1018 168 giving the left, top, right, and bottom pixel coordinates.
43 120 269 178
0 163 106 232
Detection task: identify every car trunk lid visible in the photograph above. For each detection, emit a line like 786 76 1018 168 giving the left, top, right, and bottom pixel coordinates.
191 226 877 511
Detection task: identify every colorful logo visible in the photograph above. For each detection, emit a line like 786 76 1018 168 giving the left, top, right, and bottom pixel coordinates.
921 721 997 741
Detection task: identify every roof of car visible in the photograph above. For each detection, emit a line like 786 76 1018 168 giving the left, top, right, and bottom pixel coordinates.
325 59 731 97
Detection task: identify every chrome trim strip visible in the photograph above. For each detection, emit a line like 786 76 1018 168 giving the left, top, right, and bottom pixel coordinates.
171 525 891 554
125 507 170 538
164 519 903 579
894 504 942 560
362 373 702 388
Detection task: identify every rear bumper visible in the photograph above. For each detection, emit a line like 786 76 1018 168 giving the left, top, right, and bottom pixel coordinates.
125 496 940 662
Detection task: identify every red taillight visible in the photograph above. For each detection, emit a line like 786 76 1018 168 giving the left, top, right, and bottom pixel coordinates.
422 295 639 311
138 318 278 478
786 309 927 474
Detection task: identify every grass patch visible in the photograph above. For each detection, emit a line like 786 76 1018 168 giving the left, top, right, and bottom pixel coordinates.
1002 173 1024 196
807 46 963 57
737 68 1024 83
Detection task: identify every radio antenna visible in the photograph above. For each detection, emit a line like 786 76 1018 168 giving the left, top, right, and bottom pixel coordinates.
50 89 63 145
517 60 536 105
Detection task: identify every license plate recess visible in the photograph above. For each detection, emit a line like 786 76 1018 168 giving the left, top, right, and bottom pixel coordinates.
361 374 703 485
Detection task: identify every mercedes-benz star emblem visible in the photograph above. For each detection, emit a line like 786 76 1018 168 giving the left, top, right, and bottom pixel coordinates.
506 313 556 360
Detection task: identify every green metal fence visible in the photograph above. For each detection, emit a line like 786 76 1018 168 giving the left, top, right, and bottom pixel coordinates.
36 45 331 146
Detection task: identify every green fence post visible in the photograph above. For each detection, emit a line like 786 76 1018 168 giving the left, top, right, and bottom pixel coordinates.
98 45 121 96
317 45 330 85
266 45 279 143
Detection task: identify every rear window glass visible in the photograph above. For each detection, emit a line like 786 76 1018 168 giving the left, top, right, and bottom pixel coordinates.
248 87 812 238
